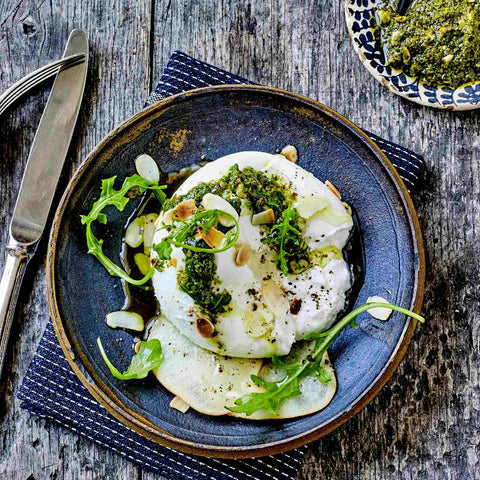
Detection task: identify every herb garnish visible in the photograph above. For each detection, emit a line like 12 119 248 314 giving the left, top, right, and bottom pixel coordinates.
228 302 425 416
81 174 166 285
262 204 309 276
152 209 239 261
97 337 163 380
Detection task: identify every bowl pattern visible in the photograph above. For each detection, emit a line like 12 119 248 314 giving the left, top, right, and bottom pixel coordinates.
345 0 480 110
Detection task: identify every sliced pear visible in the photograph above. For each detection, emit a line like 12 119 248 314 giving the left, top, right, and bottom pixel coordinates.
148 317 337 419
135 154 160 183
149 317 262 416
241 342 337 420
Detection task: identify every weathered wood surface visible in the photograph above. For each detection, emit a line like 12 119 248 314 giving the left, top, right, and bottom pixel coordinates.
1 0 479 479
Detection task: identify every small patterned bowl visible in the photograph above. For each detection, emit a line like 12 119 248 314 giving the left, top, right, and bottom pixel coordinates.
345 0 480 110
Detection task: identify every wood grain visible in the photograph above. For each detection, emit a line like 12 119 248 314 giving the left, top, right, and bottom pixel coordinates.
1 0 479 478
0 0 151 478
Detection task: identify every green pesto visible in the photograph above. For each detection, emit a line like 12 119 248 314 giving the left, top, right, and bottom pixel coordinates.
166 164 294 219
177 247 231 317
375 0 480 89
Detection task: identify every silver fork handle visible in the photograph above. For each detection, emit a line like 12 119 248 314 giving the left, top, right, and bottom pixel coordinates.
0 241 30 378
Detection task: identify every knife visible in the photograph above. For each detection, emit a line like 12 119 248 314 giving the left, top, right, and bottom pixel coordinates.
0 30 88 377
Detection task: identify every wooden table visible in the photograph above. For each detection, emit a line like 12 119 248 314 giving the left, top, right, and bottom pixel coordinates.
1 1 479 478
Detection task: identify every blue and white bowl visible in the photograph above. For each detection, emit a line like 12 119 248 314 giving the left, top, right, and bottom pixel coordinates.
345 0 480 110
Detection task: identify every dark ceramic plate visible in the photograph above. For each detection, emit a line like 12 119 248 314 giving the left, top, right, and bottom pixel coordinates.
47 85 425 458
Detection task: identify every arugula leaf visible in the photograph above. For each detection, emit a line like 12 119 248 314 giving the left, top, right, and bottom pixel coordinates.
262 204 307 276
228 302 425 416
152 209 239 260
81 174 166 285
97 337 163 380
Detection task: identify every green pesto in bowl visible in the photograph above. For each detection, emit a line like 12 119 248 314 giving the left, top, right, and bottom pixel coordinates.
375 0 480 89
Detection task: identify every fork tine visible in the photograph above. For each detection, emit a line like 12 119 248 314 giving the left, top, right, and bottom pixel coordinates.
0 54 84 106
0 54 85 114
0 53 85 117
0 59 81 112
0 64 62 111
0 54 85 109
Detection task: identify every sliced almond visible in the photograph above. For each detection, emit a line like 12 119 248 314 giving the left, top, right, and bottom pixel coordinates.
325 180 341 200
170 396 190 413
198 225 226 249
234 244 250 266
280 145 298 163
143 213 159 255
251 208 275 226
174 199 197 220
135 154 160 183
196 317 215 338
261 279 289 317
163 199 197 225
367 296 392 321
201 193 239 227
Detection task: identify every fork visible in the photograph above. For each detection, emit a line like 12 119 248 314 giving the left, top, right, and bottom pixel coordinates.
0 53 85 117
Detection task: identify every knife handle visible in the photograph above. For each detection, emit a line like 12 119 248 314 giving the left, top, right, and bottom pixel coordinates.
0 242 29 378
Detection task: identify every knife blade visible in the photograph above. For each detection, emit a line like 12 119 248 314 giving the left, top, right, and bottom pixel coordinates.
0 30 88 377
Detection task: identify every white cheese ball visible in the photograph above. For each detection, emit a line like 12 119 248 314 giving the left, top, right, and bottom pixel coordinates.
151 152 353 358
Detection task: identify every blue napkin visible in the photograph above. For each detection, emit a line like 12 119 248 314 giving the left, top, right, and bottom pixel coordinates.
18 51 425 480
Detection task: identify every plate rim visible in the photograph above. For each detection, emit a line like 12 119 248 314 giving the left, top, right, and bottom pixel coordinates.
47 84 425 458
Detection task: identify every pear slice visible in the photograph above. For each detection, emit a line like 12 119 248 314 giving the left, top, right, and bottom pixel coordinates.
149 317 337 419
